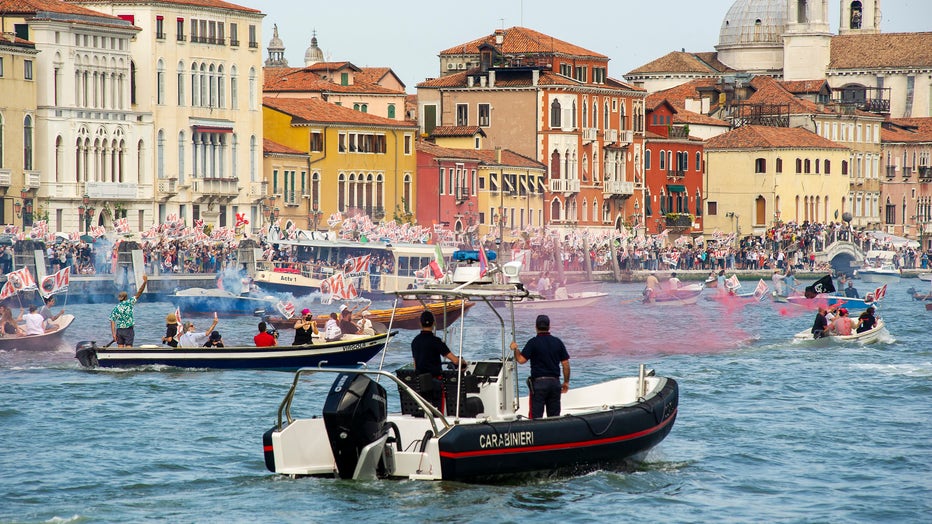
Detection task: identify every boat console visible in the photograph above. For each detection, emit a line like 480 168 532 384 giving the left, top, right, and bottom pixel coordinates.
394 359 514 419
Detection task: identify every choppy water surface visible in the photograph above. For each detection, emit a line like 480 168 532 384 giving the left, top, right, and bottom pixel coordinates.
1 279 929 522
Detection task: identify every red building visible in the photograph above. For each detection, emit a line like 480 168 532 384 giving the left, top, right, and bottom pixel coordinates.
643 100 705 237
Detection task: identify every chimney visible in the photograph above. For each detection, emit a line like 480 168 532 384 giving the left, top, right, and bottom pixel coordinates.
496 146 502 164
488 70 495 88
494 29 504 45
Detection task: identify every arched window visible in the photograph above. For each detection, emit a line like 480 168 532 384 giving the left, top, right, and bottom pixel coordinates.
591 101 598 128
156 59 165 105
230 66 238 109
191 63 199 106
550 149 561 179
571 100 577 129
619 103 626 130
55 136 63 182
157 129 165 178
550 99 561 128
200 63 207 107
249 135 257 181
387 104 396 119
178 131 186 182
248 67 257 110
603 102 609 130
177 61 185 106
550 198 562 221
217 65 225 108
645 149 651 170
338 173 346 211
23 115 34 170
403 174 412 213
209 63 217 108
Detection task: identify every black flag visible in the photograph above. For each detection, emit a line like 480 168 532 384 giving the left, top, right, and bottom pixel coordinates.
804 275 836 298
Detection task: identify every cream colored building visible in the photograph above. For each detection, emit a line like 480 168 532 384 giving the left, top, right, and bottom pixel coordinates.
71 0 266 231
3 2 145 233
704 125 851 237
0 33 39 226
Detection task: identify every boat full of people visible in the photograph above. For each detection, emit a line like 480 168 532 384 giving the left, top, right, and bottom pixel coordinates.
261 250 678 481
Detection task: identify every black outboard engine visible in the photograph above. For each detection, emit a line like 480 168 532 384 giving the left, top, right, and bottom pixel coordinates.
322 373 389 479
75 341 99 368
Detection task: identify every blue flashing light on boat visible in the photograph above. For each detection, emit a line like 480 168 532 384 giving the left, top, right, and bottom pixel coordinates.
452 250 497 262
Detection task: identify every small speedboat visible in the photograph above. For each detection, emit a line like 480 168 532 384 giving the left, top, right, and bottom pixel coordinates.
792 319 888 344
260 253 678 482
918 273 932 282
169 287 279 316
643 287 702 306
517 291 608 310
74 332 393 371
0 314 75 351
253 263 323 297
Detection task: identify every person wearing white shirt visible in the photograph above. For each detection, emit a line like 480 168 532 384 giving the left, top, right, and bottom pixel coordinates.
177 313 219 347
23 306 46 336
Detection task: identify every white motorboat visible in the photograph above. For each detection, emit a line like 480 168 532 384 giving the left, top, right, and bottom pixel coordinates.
855 251 901 284
517 290 608 310
917 273 932 282
260 252 678 481
792 319 888 344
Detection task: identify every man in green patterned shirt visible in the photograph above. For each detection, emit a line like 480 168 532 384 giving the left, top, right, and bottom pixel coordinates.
109 275 148 347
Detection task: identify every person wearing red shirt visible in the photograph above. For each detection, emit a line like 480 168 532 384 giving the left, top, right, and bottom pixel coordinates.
254 321 277 347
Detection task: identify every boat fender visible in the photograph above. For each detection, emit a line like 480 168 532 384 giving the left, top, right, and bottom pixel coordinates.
418 430 434 453
385 421 403 452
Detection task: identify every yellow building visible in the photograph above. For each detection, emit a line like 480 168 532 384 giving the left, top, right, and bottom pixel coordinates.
263 97 418 225
261 139 309 230
704 125 851 238
0 33 38 226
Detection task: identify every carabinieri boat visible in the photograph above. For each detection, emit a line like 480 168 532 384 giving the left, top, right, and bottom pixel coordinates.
74 332 393 371
261 251 678 482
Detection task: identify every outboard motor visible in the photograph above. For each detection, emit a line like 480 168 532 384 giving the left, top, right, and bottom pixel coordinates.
322 373 389 479
75 341 99 368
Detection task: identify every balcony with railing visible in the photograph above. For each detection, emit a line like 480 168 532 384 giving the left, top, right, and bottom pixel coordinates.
886 165 897 179
902 166 912 180
249 180 269 201
605 129 618 143
549 178 580 194
582 128 597 143
85 181 137 199
919 166 932 181
602 179 634 197
666 169 686 179
454 186 470 203
617 129 634 145
192 177 239 200
24 171 41 189
157 178 179 196
664 213 694 231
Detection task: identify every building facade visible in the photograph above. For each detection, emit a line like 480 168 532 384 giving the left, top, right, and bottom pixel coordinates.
880 118 932 248
70 0 266 231
263 97 418 225
0 31 38 227
418 27 646 237
704 125 851 238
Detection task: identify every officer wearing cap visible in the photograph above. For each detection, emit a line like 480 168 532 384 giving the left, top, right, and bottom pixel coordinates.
510 314 571 418
411 310 465 410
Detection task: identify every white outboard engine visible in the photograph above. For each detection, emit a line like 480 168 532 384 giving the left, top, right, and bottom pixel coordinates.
322 373 390 479
75 341 99 368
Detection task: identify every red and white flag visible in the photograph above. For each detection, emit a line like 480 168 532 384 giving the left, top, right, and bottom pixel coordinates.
0 280 15 301
478 245 489 277
871 284 887 302
114 217 130 234
40 267 71 297
725 274 741 290
6 267 37 292
276 301 296 319
753 279 769 301
343 255 371 277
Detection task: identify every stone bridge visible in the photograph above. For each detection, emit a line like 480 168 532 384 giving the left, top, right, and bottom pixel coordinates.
817 240 865 274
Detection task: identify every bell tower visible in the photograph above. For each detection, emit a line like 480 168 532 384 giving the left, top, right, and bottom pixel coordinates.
783 0 832 80
839 0 881 35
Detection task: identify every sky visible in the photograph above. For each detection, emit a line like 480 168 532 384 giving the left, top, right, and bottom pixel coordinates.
257 0 931 92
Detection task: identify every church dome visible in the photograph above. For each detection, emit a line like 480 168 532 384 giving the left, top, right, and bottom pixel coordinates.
718 0 785 47
304 35 324 66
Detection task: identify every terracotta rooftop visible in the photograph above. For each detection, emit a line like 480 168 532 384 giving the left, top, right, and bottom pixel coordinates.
881 118 932 143
745 76 824 114
645 78 729 127
430 126 485 138
829 32 932 69
780 79 828 95
417 68 640 93
705 125 848 150
626 50 734 76
263 139 307 156
3 0 137 25
418 141 545 170
64 0 260 14
263 67 404 95
439 26 607 59
263 97 416 128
